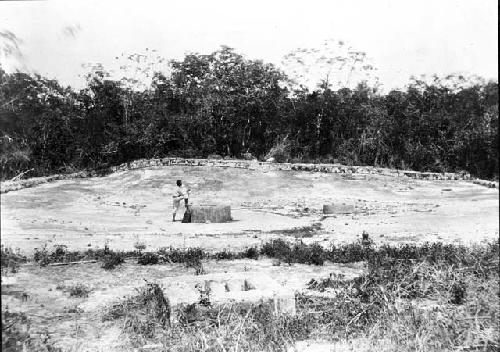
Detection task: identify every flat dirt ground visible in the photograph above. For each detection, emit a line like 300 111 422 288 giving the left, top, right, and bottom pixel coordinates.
1 165 498 351
1 165 498 253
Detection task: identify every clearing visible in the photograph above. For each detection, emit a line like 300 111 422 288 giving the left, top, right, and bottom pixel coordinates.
1 164 498 352
1 165 498 253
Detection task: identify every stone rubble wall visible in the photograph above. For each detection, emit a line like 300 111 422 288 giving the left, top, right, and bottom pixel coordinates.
2 157 496 194
1 170 94 194
111 157 474 180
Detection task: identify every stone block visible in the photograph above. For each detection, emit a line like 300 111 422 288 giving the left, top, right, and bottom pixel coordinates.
191 205 232 223
323 204 356 214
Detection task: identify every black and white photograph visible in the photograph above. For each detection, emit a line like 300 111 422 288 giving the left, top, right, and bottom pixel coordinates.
0 0 498 351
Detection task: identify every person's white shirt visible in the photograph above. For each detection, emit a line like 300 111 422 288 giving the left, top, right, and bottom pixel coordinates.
176 185 190 199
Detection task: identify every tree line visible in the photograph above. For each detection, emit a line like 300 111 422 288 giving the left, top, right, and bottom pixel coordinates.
0 46 498 180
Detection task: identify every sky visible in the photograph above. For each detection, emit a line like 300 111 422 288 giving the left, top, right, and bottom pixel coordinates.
0 0 498 91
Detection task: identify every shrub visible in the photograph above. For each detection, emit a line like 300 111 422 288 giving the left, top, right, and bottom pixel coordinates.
33 245 51 267
328 242 367 263
2 310 29 352
68 283 92 298
242 152 255 160
184 248 204 267
260 239 292 263
261 240 325 265
137 253 159 265
158 247 205 265
304 243 325 265
244 247 259 259
214 250 235 261
101 253 124 270
103 282 171 329
265 137 291 163
1 246 26 274
133 241 147 252
52 245 67 260
289 242 325 266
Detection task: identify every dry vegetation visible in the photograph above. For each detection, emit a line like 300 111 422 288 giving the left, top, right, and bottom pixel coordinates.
2 238 498 351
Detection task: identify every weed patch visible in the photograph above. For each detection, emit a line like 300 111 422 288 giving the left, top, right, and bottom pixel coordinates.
101 252 124 270
2 309 62 352
260 240 326 265
1 245 26 274
68 283 92 298
271 223 322 238
55 283 92 298
103 283 170 345
101 240 499 351
137 252 160 265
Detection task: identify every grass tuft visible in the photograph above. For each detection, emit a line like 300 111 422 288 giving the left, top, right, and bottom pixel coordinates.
68 283 92 298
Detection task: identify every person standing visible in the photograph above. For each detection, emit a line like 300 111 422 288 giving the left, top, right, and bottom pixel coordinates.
172 179 190 222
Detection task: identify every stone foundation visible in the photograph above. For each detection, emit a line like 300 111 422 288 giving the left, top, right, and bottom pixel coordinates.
160 272 296 315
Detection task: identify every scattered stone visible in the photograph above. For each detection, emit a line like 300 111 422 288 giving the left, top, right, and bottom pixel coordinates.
207 154 223 160
472 180 497 188
242 152 255 160
141 344 163 350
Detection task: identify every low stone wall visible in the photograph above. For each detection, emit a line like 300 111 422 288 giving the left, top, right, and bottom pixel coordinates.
472 179 498 189
1 170 94 194
109 157 473 181
2 157 495 194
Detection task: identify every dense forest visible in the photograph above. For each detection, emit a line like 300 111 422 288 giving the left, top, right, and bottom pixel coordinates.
0 46 498 180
